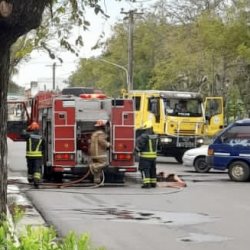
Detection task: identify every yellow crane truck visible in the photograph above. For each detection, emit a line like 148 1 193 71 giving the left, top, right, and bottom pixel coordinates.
124 90 224 163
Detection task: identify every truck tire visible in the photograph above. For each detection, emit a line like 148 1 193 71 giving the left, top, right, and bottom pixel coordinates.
175 154 183 164
194 156 210 173
228 161 250 182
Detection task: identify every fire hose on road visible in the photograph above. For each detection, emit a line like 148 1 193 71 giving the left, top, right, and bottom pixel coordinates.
7 168 106 189
7 170 187 189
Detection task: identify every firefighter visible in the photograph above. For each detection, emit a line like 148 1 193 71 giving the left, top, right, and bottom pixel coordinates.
24 121 44 188
136 121 158 188
175 100 188 113
89 120 111 184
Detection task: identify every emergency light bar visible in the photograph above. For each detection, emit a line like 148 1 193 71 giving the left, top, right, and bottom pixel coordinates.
80 93 107 99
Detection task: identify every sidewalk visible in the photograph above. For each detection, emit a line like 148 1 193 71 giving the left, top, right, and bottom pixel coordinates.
7 176 47 236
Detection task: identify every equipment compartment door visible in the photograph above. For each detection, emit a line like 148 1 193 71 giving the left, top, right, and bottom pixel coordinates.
111 99 135 167
53 99 76 166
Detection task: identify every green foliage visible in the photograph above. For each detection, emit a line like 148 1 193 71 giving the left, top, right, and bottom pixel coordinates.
60 231 105 250
7 199 26 225
11 206 25 225
67 0 250 118
18 226 58 250
10 36 33 71
68 56 128 96
0 223 105 250
0 207 105 250
10 0 133 82
0 220 8 250
225 84 246 123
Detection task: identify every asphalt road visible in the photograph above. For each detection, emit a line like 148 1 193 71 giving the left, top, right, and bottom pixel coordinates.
7 139 250 250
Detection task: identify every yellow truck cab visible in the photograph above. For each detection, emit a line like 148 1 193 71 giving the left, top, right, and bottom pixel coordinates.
124 90 224 163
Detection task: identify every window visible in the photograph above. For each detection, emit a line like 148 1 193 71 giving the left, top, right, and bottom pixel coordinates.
221 125 250 146
62 87 103 96
205 99 222 117
163 98 202 117
133 96 141 111
148 98 160 122
148 98 158 113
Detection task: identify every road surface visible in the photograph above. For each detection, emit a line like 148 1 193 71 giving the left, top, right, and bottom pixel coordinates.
7 139 250 250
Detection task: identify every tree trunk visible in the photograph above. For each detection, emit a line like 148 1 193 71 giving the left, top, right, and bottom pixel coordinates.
0 0 49 217
0 44 10 217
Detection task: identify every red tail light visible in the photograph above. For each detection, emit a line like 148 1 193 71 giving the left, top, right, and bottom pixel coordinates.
54 153 75 161
113 153 132 161
123 168 137 172
80 94 107 99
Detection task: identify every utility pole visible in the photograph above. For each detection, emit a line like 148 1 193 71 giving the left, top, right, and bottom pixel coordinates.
46 62 61 90
121 9 143 91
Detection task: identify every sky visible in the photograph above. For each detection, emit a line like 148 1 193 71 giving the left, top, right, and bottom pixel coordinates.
12 0 157 91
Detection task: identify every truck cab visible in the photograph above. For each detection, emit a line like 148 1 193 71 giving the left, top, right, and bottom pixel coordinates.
207 119 250 182
124 90 224 163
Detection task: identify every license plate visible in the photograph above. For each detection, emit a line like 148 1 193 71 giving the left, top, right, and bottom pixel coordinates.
177 142 195 147
63 168 71 171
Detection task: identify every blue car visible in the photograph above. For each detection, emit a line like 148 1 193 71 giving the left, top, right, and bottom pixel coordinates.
207 119 250 182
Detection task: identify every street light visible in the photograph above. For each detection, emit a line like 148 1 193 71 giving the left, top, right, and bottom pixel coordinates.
99 59 130 91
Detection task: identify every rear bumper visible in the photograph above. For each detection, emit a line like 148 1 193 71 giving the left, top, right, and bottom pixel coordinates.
51 165 137 174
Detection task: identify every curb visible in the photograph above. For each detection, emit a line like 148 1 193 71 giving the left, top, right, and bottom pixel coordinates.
6 206 19 246
7 178 47 236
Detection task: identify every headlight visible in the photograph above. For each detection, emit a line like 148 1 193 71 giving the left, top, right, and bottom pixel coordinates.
197 138 204 144
161 138 172 143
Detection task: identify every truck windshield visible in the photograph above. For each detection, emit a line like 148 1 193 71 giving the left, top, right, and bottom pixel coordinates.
164 98 202 117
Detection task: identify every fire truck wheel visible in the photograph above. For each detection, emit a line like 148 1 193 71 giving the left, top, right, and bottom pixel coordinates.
228 161 250 182
194 156 210 173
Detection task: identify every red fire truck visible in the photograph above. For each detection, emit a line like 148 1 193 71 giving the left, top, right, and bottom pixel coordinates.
7 91 136 183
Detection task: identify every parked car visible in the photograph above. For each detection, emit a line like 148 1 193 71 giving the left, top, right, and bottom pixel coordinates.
182 145 211 173
207 118 250 182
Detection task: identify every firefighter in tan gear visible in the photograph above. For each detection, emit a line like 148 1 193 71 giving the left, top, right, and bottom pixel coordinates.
89 120 111 184
25 122 44 188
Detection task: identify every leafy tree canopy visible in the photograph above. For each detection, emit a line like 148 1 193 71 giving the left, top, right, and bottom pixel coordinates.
68 0 250 107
